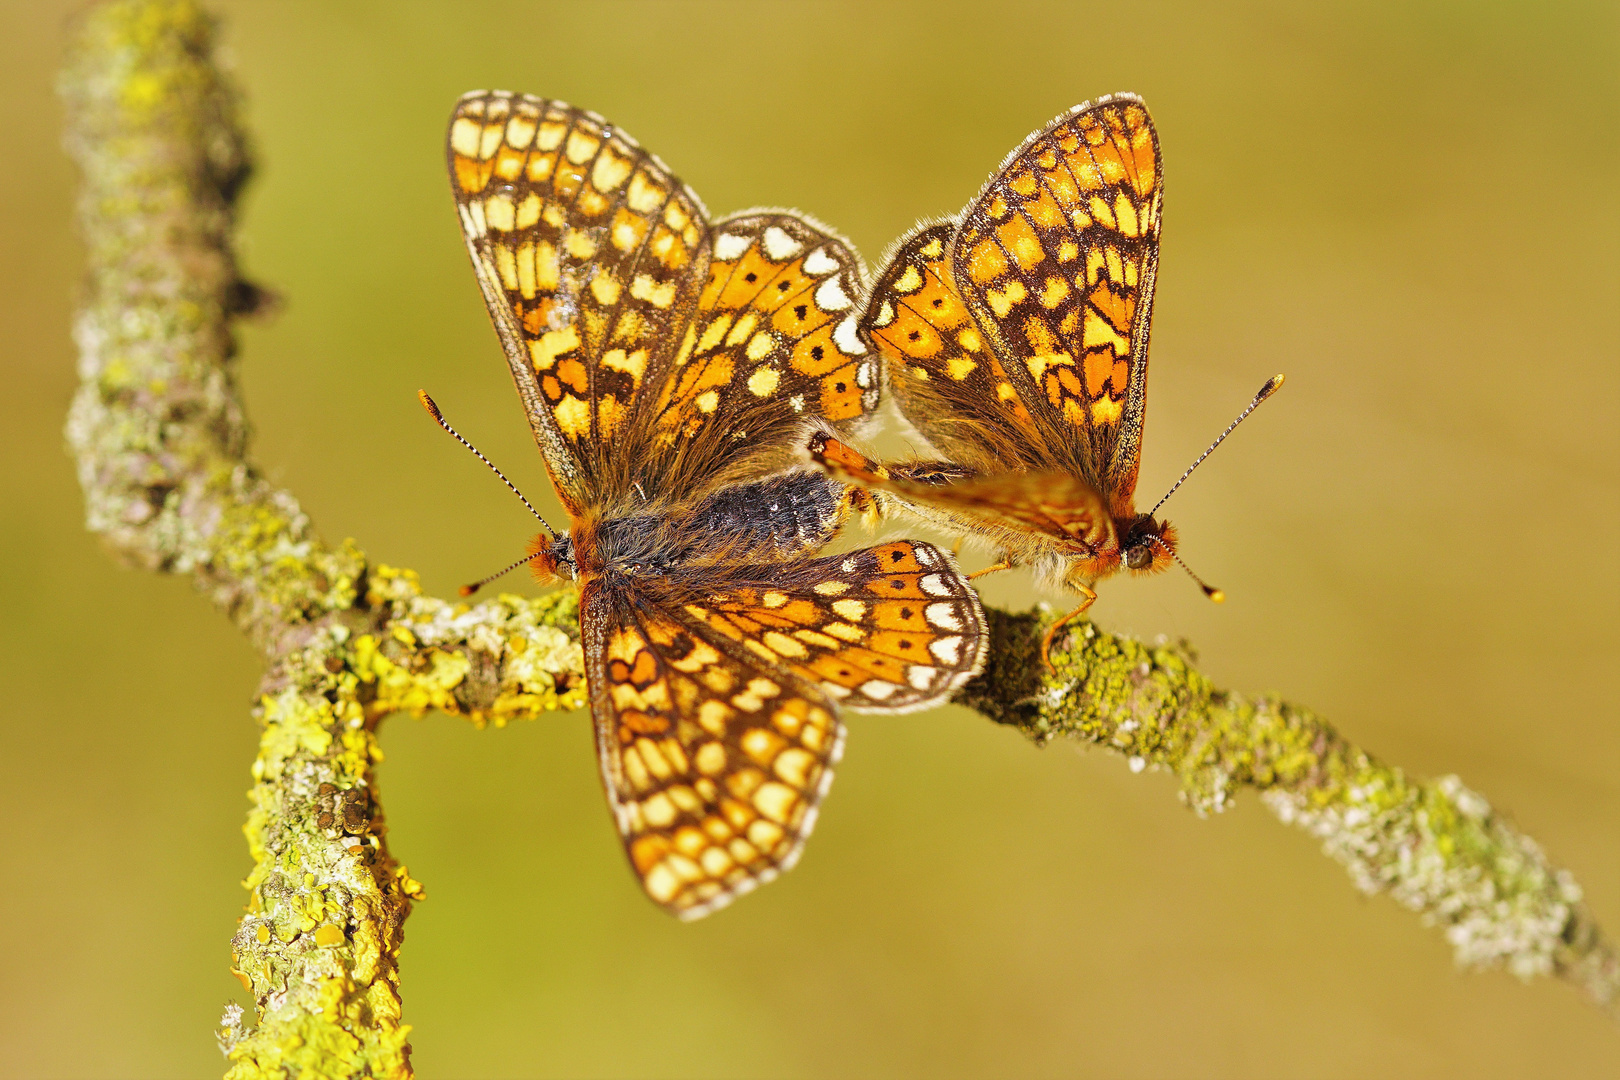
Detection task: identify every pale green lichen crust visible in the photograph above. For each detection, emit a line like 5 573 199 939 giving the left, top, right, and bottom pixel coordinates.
223 569 583 1079
62 3 587 1076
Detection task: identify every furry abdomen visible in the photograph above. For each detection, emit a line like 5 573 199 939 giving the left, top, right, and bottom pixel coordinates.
674 471 850 563
563 471 852 579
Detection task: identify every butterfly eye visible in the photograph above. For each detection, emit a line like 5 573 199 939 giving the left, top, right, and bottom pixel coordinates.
1125 545 1154 570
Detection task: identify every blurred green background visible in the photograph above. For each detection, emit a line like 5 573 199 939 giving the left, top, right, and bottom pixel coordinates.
3 1 1617 1076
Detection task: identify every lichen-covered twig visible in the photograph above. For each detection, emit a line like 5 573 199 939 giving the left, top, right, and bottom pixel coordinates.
61 1 1614 1075
962 608 1618 1013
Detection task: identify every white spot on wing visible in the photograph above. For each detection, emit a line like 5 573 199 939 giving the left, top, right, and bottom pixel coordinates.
714 232 750 260
925 602 962 630
833 316 867 356
929 636 964 665
803 246 840 275
762 225 804 260
920 573 950 596
907 665 939 690
814 273 851 312
860 680 898 701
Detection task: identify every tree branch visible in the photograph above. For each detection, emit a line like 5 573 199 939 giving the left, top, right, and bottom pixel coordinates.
962 609 1618 1011
60 1 1613 1074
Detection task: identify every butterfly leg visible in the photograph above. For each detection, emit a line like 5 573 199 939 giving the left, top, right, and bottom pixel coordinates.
967 558 1013 581
1040 586 1098 671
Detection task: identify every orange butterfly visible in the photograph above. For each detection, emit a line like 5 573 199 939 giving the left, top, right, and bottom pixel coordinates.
432 91 988 918
810 93 1281 666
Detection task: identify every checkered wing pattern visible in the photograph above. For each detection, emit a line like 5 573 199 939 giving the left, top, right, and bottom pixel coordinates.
449 91 709 512
672 540 986 711
644 212 874 501
449 92 873 513
950 93 1161 506
862 224 1048 472
585 539 985 918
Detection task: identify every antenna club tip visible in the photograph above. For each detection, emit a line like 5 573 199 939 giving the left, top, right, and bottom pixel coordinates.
458 583 479 598
418 390 443 419
1205 587 1225 603
1259 374 1285 399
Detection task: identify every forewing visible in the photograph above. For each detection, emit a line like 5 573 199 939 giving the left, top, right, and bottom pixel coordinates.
448 90 710 511
639 212 876 503
949 94 1161 509
665 541 987 712
583 585 844 920
862 224 1052 472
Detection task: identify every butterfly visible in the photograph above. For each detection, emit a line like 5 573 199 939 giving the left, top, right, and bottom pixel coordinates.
440 90 988 919
808 93 1281 666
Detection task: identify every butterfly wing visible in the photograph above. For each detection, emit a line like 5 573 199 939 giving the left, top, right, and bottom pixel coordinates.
638 211 875 505
949 93 1162 515
583 539 985 918
666 540 987 711
581 585 845 920
861 223 1051 473
451 92 874 515
448 90 711 514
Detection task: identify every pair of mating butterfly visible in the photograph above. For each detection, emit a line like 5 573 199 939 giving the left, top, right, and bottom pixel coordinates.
431 89 1280 920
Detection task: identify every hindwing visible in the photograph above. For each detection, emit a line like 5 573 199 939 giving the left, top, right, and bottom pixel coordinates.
583 539 984 918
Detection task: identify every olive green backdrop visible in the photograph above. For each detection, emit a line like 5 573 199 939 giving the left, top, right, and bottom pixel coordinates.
3 1 1616 1076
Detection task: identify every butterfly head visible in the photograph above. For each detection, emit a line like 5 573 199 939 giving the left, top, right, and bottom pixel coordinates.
1120 515 1178 575
527 531 576 585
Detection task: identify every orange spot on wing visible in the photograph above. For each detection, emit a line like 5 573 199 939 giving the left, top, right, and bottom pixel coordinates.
819 363 864 420
875 307 944 359
868 544 923 572
995 214 1044 272
557 358 588 393
1089 282 1135 334
1084 349 1114 397
454 155 494 193
789 324 845 377
715 249 794 309
964 237 1008 284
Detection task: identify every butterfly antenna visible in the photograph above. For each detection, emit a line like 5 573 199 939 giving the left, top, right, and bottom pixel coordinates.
1147 534 1225 603
418 390 561 541
458 551 540 598
1148 374 1285 520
